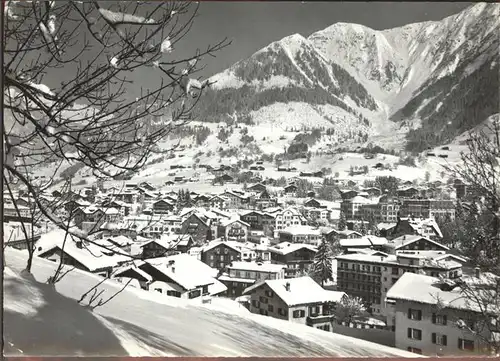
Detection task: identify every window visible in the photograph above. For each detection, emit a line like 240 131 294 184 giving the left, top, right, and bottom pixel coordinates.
407 347 422 354
392 267 399 275
408 308 422 321
432 333 447 346
189 289 201 299
458 338 474 351
268 304 274 312
432 313 448 325
252 300 261 308
293 310 306 318
259 296 269 304
309 306 320 316
265 290 274 298
407 328 422 340
278 308 287 316
154 288 162 293
167 290 181 298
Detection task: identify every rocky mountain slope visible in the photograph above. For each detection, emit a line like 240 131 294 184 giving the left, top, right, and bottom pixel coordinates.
194 2 499 152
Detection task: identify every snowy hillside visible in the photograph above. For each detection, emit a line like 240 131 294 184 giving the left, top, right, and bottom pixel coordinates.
4 249 420 357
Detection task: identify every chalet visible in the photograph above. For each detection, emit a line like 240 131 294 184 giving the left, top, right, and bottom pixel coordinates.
283 184 298 196
164 180 175 186
193 194 211 208
274 207 308 234
100 199 132 217
299 172 313 177
151 199 174 214
390 217 443 240
35 230 129 278
74 206 121 233
174 176 186 183
139 254 227 299
362 187 382 198
340 190 358 200
217 218 249 242
219 261 286 298
278 225 322 246
254 189 277 209
397 187 420 199
243 276 347 331
268 242 317 278
209 195 228 210
220 174 235 183
306 191 316 198
247 183 267 194
139 181 156 191
111 264 152 290
200 240 242 270
223 190 250 209
385 235 449 255
240 210 275 231
336 229 363 239
304 198 323 208
180 212 212 243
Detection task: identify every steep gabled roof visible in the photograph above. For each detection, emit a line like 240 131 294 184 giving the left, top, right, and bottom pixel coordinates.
243 276 346 307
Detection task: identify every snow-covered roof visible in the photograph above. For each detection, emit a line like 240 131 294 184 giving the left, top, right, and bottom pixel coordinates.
202 239 243 253
377 222 397 231
386 273 499 314
399 217 443 238
227 261 286 273
279 225 321 236
388 235 449 251
345 196 375 204
268 242 317 255
220 218 250 228
36 229 129 271
244 277 346 307
112 263 153 282
336 253 396 264
139 254 217 290
339 236 388 248
106 235 133 247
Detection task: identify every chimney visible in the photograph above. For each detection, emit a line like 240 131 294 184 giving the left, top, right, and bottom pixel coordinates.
76 240 83 249
171 267 175 273
474 267 480 278
285 282 290 292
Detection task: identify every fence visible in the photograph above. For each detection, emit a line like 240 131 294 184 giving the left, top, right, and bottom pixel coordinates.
331 322 395 347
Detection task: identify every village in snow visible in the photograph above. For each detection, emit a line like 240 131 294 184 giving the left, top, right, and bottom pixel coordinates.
3 0 499 358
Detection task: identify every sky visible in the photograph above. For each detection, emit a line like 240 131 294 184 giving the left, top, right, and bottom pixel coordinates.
24 1 473 100
184 1 473 78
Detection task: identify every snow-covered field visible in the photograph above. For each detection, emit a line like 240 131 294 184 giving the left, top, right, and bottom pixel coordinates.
4 249 421 357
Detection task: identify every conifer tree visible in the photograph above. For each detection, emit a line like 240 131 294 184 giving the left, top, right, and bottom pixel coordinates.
310 239 333 287
338 210 347 231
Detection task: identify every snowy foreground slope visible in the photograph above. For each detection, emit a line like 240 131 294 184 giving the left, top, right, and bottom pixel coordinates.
4 249 420 357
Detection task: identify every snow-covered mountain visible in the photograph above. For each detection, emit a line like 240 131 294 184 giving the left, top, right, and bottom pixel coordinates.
195 2 499 152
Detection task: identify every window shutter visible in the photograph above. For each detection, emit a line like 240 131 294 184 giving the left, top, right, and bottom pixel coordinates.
432 332 436 344
408 308 412 319
432 313 436 324
443 315 447 325
418 310 422 320
442 335 447 346
407 328 412 338
458 338 461 349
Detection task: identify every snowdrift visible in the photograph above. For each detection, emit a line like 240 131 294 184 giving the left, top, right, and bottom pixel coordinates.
4 249 421 357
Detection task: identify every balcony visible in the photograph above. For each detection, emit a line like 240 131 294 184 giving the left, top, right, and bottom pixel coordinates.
306 314 335 326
